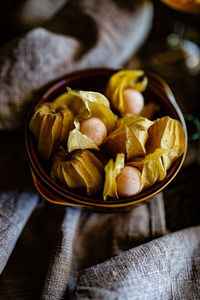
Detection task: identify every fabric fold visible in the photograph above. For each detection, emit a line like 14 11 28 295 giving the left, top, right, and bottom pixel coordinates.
0 191 38 274
72 193 166 274
41 207 81 300
71 226 200 300
0 0 153 130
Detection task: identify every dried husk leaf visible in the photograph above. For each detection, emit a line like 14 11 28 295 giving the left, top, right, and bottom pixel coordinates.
62 160 86 189
55 110 75 149
29 101 74 161
103 115 153 160
105 70 148 115
67 120 99 153
140 102 160 119
66 88 117 131
67 87 110 106
128 148 166 191
52 91 75 108
29 103 50 138
146 116 185 171
37 113 61 161
51 149 104 196
50 150 68 185
103 153 125 201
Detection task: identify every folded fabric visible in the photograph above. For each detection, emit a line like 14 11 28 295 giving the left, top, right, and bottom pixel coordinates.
0 195 166 300
0 0 153 130
71 226 200 300
0 191 38 274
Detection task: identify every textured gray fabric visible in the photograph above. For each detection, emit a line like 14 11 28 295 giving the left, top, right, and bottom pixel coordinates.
11 0 68 31
0 195 166 300
0 191 38 274
71 226 200 300
0 0 153 129
0 132 39 277
41 195 167 300
0 1 200 299
72 194 166 273
41 207 81 300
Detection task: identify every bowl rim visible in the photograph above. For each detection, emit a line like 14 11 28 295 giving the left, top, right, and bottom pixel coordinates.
25 68 188 208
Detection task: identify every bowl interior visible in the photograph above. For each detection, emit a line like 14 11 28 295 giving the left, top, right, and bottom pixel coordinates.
25 68 187 208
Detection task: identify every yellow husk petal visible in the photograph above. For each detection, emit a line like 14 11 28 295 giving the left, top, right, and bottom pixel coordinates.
37 114 58 161
55 110 75 149
67 87 110 107
67 87 118 131
68 129 99 153
29 103 51 137
103 115 153 160
29 100 74 161
51 150 104 196
128 148 166 191
105 70 148 115
67 119 99 153
146 116 185 171
103 153 125 201
62 160 85 189
52 91 75 108
74 151 104 196
50 150 68 184
140 102 160 119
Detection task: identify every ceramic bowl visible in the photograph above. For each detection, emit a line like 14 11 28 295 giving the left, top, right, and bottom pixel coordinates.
25 68 187 212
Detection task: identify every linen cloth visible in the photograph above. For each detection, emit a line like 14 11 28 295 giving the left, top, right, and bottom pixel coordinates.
0 1 199 299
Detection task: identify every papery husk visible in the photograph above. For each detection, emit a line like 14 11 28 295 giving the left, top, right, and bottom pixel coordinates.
66 88 118 131
105 69 148 115
51 149 104 196
128 148 166 191
140 102 160 120
67 119 99 153
29 102 74 160
103 153 125 201
52 91 75 108
50 150 68 185
146 116 185 171
103 115 153 160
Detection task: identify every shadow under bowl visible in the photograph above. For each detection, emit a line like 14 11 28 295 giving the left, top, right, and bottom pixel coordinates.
25 68 187 212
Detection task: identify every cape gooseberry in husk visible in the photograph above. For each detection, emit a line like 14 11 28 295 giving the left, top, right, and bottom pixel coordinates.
146 116 185 171
103 153 125 200
128 148 166 191
103 115 153 160
50 149 104 196
56 87 118 131
105 69 148 115
29 102 74 161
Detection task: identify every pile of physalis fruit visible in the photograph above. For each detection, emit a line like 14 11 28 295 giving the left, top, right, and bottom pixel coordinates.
29 70 185 200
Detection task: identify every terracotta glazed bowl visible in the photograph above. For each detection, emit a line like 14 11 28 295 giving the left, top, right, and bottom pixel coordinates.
25 68 187 212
